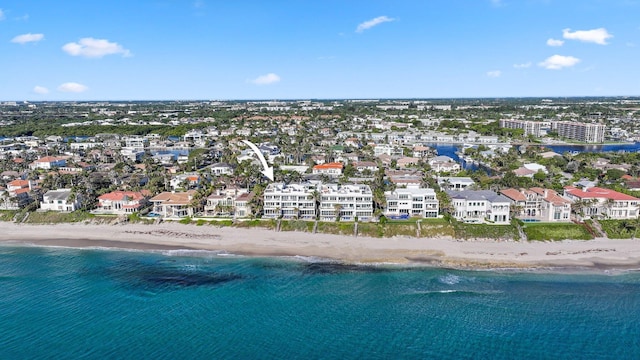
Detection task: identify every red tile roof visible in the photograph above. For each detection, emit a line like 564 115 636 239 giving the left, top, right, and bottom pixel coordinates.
8 179 29 188
98 191 147 202
313 162 343 170
564 186 639 201
500 188 527 202
35 156 65 163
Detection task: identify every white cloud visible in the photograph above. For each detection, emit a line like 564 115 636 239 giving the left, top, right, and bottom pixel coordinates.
538 55 580 70
62 38 131 58
562 28 613 45
356 16 395 33
193 0 205 8
33 86 49 94
57 82 89 93
490 0 504 7
11 33 44 44
486 70 502 78
546 38 564 47
513 62 532 69
250 73 281 85
0 9 5 21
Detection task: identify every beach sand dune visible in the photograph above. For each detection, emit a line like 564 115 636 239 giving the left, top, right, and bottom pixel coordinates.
2 221 640 271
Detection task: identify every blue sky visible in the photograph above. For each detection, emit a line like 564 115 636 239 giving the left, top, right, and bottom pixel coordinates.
1 0 639 100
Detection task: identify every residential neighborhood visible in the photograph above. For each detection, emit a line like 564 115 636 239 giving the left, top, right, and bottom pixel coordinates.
1 98 639 240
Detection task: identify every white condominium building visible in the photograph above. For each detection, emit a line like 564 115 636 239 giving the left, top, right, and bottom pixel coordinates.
263 182 318 219
552 121 605 143
319 184 373 222
384 188 439 219
499 119 543 137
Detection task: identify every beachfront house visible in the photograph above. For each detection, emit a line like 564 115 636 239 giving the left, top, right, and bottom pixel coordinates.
149 190 198 218
500 188 572 222
446 190 511 224
40 189 81 212
204 187 250 217
94 190 149 215
563 186 639 220
384 188 439 219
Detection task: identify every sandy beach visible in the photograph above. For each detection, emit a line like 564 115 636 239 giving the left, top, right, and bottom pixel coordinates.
1 221 640 271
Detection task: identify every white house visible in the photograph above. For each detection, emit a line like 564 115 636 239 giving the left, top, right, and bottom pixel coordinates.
312 162 344 177
94 190 148 215
500 187 571 222
40 189 81 212
564 186 639 220
204 187 250 217
210 163 234 176
446 190 511 224
437 177 475 191
428 156 461 174
29 156 67 170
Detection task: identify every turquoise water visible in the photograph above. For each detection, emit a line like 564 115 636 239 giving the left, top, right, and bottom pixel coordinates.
2 245 640 359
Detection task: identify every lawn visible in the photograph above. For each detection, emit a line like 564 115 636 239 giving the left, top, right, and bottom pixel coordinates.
523 222 593 241
23 211 96 224
453 221 520 240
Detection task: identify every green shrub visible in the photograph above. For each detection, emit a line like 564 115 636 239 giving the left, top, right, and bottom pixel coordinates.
523 223 593 241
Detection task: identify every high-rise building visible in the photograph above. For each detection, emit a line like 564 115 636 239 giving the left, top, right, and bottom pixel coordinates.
552 121 605 143
499 119 543 137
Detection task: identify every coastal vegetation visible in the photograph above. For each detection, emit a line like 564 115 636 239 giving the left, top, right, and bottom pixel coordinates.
598 219 640 239
523 223 593 241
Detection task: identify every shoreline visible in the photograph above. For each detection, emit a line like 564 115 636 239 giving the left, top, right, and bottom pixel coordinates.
2 221 640 272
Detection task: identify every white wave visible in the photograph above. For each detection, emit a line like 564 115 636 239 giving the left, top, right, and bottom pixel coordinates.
290 255 334 263
438 273 462 285
159 249 241 257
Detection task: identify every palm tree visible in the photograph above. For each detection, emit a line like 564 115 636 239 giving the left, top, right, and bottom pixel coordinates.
603 198 616 219
333 203 342 222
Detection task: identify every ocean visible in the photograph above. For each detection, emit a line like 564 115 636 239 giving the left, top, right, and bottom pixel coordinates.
1 245 639 359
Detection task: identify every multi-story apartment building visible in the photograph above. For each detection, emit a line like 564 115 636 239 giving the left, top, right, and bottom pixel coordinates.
319 184 373 222
552 121 606 143
262 182 317 219
384 188 439 219
499 119 543 137
446 190 511 224
564 186 639 220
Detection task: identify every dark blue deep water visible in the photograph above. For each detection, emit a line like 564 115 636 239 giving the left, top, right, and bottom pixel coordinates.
1 245 640 359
